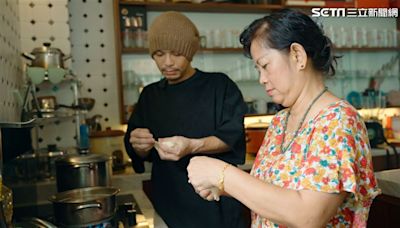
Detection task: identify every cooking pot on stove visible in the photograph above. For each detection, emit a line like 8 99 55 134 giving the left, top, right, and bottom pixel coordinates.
55 152 112 192
22 42 71 69
49 186 119 226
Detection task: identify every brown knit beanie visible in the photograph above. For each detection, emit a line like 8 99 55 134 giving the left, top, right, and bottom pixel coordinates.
148 11 200 61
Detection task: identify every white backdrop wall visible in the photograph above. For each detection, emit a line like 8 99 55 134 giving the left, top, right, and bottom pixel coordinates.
0 0 23 122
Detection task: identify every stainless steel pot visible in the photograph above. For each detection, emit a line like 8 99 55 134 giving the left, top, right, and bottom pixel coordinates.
55 153 112 192
12 149 64 181
49 187 119 226
22 42 71 69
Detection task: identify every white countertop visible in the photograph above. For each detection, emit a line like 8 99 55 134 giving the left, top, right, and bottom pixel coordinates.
375 168 400 198
112 170 168 228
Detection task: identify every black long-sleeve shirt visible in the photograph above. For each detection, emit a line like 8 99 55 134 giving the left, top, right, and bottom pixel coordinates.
124 69 247 228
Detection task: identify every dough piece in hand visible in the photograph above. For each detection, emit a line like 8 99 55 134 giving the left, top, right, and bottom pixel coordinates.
161 141 176 149
210 187 220 201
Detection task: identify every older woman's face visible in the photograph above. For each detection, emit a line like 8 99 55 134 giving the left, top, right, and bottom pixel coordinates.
250 39 297 107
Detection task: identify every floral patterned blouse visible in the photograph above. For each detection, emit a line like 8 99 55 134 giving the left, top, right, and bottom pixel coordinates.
250 100 380 228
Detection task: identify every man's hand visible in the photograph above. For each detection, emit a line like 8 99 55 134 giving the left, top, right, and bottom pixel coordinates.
154 136 202 161
129 128 155 156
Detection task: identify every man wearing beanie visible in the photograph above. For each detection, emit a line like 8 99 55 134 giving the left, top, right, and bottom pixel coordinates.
124 11 248 228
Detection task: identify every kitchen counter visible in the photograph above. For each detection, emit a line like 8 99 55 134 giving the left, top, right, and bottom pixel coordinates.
375 168 400 199
112 168 167 228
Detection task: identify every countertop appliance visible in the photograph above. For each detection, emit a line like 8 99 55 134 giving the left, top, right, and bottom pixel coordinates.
13 193 150 228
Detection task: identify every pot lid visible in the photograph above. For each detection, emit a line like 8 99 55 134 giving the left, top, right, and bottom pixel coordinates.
31 42 64 55
56 153 111 165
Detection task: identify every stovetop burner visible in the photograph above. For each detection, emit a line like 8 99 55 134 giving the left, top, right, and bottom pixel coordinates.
14 193 149 228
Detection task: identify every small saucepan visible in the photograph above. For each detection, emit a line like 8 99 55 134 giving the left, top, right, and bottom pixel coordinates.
36 96 95 111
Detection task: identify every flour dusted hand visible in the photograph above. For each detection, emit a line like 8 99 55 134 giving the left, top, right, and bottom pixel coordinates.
155 136 194 161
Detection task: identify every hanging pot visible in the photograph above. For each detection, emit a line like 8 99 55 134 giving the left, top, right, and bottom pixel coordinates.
55 153 112 192
22 42 71 69
49 186 119 226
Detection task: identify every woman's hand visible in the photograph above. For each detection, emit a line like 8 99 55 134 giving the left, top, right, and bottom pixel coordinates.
187 156 227 199
198 188 219 201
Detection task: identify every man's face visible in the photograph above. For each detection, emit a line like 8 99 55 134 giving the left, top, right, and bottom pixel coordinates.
152 50 193 84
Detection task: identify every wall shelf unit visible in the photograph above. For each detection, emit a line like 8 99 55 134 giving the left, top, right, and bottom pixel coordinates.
119 1 283 13
114 1 400 124
122 47 400 54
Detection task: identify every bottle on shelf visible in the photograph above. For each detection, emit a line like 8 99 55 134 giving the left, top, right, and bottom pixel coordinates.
123 16 133 48
132 15 145 48
79 120 90 150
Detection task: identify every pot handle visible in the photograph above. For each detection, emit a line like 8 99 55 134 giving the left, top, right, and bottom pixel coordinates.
22 52 36 60
75 203 101 211
72 164 93 169
63 55 72 61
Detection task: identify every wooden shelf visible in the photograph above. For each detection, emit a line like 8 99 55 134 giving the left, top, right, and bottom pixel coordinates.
334 47 400 52
119 1 282 13
122 47 244 54
122 47 400 54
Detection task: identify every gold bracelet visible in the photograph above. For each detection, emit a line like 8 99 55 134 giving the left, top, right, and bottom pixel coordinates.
217 163 230 193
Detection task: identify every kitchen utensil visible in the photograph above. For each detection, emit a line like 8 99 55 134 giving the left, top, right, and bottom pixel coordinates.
35 96 95 112
89 129 128 171
27 67 46 85
10 148 65 181
49 186 119 226
15 217 57 228
365 120 399 168
245 100 257 114
346 91 362 109
86 114 103 132
55 152 112 192
22 42 71 69
47 67 66 84
77 97 95 111
36 96 57 112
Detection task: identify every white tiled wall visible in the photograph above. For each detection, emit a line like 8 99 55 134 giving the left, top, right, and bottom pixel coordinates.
68 0 120 129
19 0 70 57
16 0 120 149
0 0 23 122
